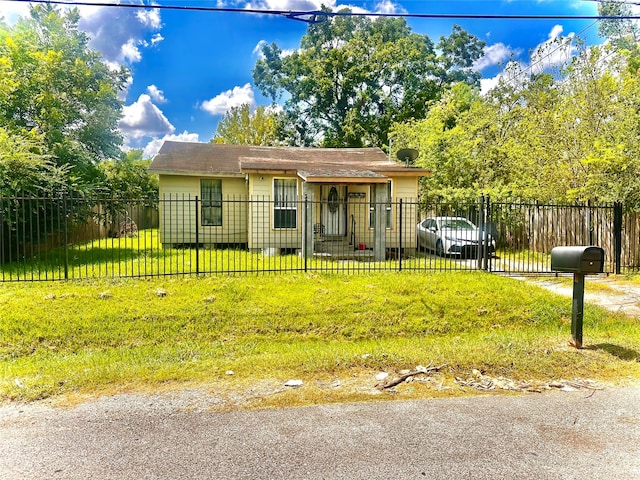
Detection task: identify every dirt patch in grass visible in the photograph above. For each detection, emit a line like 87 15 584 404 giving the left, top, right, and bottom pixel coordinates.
43 363 632 413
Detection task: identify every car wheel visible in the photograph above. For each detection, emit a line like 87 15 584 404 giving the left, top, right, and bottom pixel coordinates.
435 240 445 257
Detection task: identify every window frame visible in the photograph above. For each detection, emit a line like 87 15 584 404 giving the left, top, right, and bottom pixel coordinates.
273 177 298 230
369 180 393 230
200 178 223 227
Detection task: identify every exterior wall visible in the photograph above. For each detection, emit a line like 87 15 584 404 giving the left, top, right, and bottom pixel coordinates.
386 176 419 251
158 174 248 247
248 173 302 251
157 172 421 253
347 177 420 252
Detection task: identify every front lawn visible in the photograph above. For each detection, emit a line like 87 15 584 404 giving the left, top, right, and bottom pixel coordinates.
1 272 639 406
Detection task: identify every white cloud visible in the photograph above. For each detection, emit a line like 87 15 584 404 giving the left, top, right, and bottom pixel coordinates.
481 24 581 95
151 33 164 46
246 0 328 10
121 39 143 64
143 132 200 158
79 6 162 66
473 43 514 71
530 25 576 75
480 61 529 95
201 84 256 116
245 0 394 15
136 9 161 29
0 2 30 24
373 0 406 15
147 85 167 104
480 76 502 96
253 40 268 57
548 24 564 41
119 94 175 141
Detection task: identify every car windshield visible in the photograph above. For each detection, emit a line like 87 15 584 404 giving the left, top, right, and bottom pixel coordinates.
440 219 475 230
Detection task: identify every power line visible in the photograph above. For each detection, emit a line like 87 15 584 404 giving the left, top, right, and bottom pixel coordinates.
582 0 640 5
500 20 599 89
3 0 640 23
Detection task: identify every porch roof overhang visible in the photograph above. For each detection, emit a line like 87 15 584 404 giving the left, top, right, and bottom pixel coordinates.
240 160 429 184
297 169 389 184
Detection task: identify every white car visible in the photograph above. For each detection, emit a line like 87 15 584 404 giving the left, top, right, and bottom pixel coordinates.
416 216 495 257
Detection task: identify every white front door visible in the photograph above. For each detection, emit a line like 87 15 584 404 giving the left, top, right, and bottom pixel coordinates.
321 185 346 236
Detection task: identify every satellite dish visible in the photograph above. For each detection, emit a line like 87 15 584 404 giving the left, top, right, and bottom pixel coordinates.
396 148 419 166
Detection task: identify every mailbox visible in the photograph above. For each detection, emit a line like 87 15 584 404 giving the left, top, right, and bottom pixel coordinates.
550 245 605 349
551 246 604 274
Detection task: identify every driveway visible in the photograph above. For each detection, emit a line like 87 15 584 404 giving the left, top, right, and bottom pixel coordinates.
525 275 640 317
1 385 639 479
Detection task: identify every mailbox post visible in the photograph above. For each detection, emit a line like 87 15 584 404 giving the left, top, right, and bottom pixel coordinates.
550 246 605 349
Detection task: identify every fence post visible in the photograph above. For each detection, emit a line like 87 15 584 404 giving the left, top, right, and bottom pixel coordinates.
63 194 69 280
614 201 622 274
484 195 491 272
477 195 485 271
195 195 200 276
304 195 308 273
398 199 403 271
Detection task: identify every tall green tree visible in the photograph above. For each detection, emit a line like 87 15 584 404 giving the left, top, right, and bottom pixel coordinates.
598 0 640 51
211 104 280 145
391 43 640 208
253 12 485 147
0 5 128 193
98 149 158 200
391 83 517 204
0 127 68 197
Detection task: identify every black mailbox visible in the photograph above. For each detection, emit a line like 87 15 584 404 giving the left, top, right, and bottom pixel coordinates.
550 245 605 349
551 246 604 274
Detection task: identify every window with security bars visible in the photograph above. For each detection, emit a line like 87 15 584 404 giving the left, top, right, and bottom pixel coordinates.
274 178 297 229
201 179 222 226
369 181 392 229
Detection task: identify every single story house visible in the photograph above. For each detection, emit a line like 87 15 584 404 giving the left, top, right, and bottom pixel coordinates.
149 141 430 260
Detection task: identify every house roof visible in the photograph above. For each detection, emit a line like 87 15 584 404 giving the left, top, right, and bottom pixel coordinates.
149 141 430 183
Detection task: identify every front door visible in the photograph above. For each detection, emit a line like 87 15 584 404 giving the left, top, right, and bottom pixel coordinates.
321 185 346 236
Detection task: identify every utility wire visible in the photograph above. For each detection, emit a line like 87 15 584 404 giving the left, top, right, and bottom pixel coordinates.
582 0 640 5
3 0 640 23
500 20 599 89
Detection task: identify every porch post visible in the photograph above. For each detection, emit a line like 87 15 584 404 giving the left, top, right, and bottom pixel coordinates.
374 183 387 261
302 182 314 260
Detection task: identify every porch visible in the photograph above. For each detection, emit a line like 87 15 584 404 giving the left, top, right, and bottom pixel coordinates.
312 235 375 260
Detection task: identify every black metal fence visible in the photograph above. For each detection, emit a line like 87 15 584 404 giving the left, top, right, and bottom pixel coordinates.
0 195 627 281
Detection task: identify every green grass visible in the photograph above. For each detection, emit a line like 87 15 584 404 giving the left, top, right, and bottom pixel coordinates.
2 229 313 280
2 228 496 281
1 271 639 404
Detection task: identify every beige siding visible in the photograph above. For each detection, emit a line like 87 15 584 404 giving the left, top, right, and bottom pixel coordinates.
387 177 419 250
157 172 421 253
158 174 248 246
248 174 302 251
344 178 419 250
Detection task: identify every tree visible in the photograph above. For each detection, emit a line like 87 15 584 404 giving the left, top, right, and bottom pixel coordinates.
598 0 640 51
211 104 280 145
98 149 158 200
391 42 640 208
390 83 518 204
253 12 485 147
0 127 68 197
0 5 128 193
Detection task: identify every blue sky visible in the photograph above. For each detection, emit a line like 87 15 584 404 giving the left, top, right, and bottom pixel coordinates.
0 0 622 157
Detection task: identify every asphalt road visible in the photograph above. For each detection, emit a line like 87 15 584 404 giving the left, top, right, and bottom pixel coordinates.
1 385 639 479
